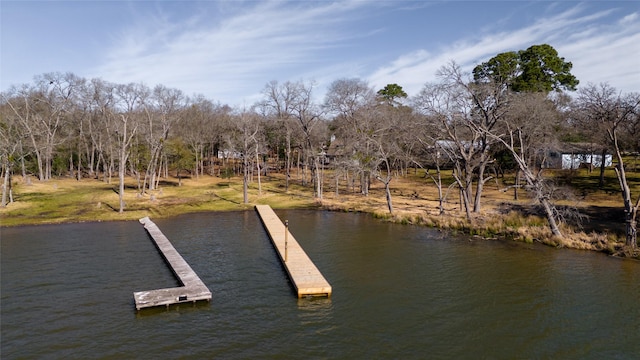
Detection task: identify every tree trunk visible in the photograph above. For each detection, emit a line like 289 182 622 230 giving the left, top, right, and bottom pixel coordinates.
314 157 322 199
613 150 637 248
429 167 445 215
69 152 74 179
461 188 472 221
2 160 9 207
514 169 520 200
36 150 44 181
473 162 486 212
453 165 472 220
285 134 291 192
243 157 249 204
20 143 27 180
118 153 126 213
598 148 607 188
523 168 562 237
256 145 262 196
76 141 83 181
384 179 393 214
539 193 562 237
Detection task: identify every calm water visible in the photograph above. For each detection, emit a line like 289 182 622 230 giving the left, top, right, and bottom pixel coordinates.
1 210 639 359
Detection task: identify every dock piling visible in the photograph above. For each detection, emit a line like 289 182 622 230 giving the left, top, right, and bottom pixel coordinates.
285 220 289 262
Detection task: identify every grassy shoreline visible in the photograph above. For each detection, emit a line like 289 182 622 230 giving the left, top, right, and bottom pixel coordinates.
1 172 638 259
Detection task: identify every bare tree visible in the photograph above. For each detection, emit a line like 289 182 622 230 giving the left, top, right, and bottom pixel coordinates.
178 95 228 179
36 73 85 180
224 109 261 203
369 104 407 214
439 62 506 213
413 81 477 220
258 80 300 192
138 85 184 193
86 79 119 183
1 73 83 181
112 83 144 213
482 93 565 237
575 83 640 248
323 78 377 196
0 100 23 206
416 71 566 235
325 79 408 213
287 80 325 198
258 80 329 197
408 111 455 215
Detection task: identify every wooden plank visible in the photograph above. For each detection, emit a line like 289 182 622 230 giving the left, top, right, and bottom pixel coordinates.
133 217 212 310
255 205 332 298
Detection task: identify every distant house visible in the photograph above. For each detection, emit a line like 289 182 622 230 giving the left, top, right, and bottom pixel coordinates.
217 150 243 159
544 143 612 170
325 137 347 164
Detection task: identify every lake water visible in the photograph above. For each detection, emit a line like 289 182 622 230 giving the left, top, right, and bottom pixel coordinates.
1 210 639 359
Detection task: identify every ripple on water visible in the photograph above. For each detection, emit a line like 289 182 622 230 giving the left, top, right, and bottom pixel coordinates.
2 211 639 359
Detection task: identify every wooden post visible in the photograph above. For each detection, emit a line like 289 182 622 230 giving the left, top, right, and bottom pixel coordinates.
285 220 289 262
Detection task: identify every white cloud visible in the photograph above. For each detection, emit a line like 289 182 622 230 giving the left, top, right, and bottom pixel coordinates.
620 12 638 25
367 5 639 97
86 1 639 106
91 1 373 104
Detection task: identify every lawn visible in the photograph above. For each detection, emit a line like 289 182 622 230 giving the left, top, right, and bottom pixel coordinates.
1 164 638 258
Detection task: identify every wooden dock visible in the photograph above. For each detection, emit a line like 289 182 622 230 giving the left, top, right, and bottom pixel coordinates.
255 205 332 298
133 217 212 310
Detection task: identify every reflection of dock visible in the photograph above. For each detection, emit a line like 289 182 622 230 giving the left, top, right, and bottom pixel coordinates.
133 217 211 310
255 205 332 298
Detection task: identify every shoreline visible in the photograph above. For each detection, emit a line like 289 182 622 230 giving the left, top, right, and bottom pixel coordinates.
1 174 638 260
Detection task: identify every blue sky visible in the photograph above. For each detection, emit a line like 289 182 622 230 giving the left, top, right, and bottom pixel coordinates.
1 1 638 106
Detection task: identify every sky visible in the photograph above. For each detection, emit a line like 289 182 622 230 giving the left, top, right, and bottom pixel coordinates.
1 1 639 106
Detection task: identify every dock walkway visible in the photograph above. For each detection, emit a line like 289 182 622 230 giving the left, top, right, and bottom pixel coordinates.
255 205 332 298
133 217 212 310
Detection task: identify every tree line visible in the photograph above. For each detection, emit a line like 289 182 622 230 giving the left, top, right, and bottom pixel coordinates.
1 44 639 247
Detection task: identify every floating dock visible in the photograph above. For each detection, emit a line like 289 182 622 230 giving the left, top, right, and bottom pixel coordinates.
255 205 332 298
133 217 212 310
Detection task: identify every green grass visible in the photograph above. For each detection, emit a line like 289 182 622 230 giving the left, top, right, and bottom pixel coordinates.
0 175 317 226
2 166 638 258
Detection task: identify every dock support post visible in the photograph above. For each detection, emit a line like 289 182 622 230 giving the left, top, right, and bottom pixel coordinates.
285 220 289 262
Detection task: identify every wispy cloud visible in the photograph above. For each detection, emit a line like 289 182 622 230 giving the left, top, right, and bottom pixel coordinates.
620 12 638 25
367 4 639 96
92 0 373 104
90 1 639 106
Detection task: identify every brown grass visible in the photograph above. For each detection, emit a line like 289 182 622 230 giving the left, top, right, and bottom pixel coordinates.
1 166 638 258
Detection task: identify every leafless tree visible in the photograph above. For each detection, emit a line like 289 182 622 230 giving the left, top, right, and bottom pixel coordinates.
575 83 640 248
258 80 301 192
283 80 325 198
2 73 82 181
408 111 455 215
178 95 229 178
137 85 184 193
482 93 565 237
325 78 408 213
323 78 377 195
229 109 262 204
439 62 506 212
0 101 23 206
413 81 477 220
369 104 408 214
112 83 145 213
